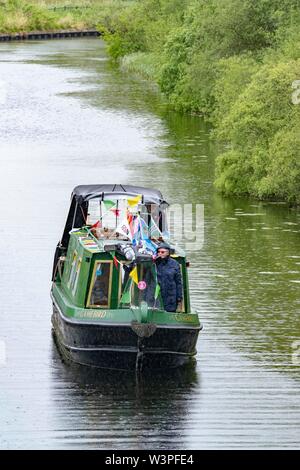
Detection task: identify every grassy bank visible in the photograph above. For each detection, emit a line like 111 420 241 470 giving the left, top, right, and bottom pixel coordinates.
0 0 131 33
99 0 300 205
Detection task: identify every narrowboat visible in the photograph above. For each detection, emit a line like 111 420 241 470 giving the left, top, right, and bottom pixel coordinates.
51 184 202 371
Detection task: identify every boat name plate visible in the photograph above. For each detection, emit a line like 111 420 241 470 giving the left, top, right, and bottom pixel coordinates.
74 310 109 319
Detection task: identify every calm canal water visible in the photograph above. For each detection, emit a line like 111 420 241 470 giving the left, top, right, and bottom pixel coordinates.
0 38 299 449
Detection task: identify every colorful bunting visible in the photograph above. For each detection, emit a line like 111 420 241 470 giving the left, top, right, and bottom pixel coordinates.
149 217 161 238
127 212 133 224
154 284 160 299
116 217 132 240
139 216 150 240
103 199 116 211
120 289 131 304
143 238 157 253
127 194 142 208
91 220 101 229
132 216 139 235
111 208 121 217
129 266 138 284
113 255 119 269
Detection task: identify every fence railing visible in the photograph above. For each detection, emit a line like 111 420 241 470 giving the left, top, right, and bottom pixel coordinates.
48 6 91 11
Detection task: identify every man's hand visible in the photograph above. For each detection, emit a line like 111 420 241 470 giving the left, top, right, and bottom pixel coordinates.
176 300 183 312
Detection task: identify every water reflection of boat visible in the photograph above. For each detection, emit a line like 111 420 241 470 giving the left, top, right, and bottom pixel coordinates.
50 343 200 449
51 185 202 371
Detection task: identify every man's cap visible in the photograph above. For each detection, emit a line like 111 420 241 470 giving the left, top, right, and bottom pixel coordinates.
156 242 171 252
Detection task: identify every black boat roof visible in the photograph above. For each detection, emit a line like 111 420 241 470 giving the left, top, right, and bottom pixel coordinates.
72 184 166 204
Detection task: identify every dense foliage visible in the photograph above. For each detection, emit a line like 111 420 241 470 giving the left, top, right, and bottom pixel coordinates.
99 0 300 204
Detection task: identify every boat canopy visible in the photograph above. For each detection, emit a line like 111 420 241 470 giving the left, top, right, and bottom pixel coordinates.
60 184 169 249
72 184 167 205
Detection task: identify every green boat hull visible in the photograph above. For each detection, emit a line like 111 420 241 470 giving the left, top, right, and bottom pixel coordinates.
51 285 202 371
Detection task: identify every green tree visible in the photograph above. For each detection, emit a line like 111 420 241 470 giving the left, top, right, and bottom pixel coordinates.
215 60 300 203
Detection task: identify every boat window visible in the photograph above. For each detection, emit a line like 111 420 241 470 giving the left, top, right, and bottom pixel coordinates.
71 258 82 295
87 198 129 231
86 199 100 226
118 262 126 302
68 251 78 288
88 261 112 308
118 261 137 303
120 261 163 310
133 263 162 309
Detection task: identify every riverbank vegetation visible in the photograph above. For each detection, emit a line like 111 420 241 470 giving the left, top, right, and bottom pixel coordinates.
1 1 299 204
0 0 130 33
99 0 300 204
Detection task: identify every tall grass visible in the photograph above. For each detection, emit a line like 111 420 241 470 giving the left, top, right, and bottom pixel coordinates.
0 0 131 33
120 52 161 82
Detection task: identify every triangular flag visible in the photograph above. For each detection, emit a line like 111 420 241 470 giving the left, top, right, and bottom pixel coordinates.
127 212 135 236
132 216 141 241
127 212 133 225
120 289 131 304
112 253 119 269
111 208 121 217
127 194 142 208
139 216 150 240
103 200 116 211
154 283 160 299
144 238 157 253
91 220 101 229
149 216 161 238
129 266 138 284
116 217 132 240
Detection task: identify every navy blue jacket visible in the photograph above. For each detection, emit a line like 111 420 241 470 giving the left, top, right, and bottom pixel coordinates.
156 257 183 312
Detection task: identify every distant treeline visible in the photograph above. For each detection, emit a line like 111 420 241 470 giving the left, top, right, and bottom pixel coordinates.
98 0 300 204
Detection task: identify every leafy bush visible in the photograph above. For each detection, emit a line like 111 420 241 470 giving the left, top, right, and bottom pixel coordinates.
215 60 300 203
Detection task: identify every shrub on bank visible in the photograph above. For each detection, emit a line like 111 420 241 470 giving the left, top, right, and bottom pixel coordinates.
215 60 300 203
